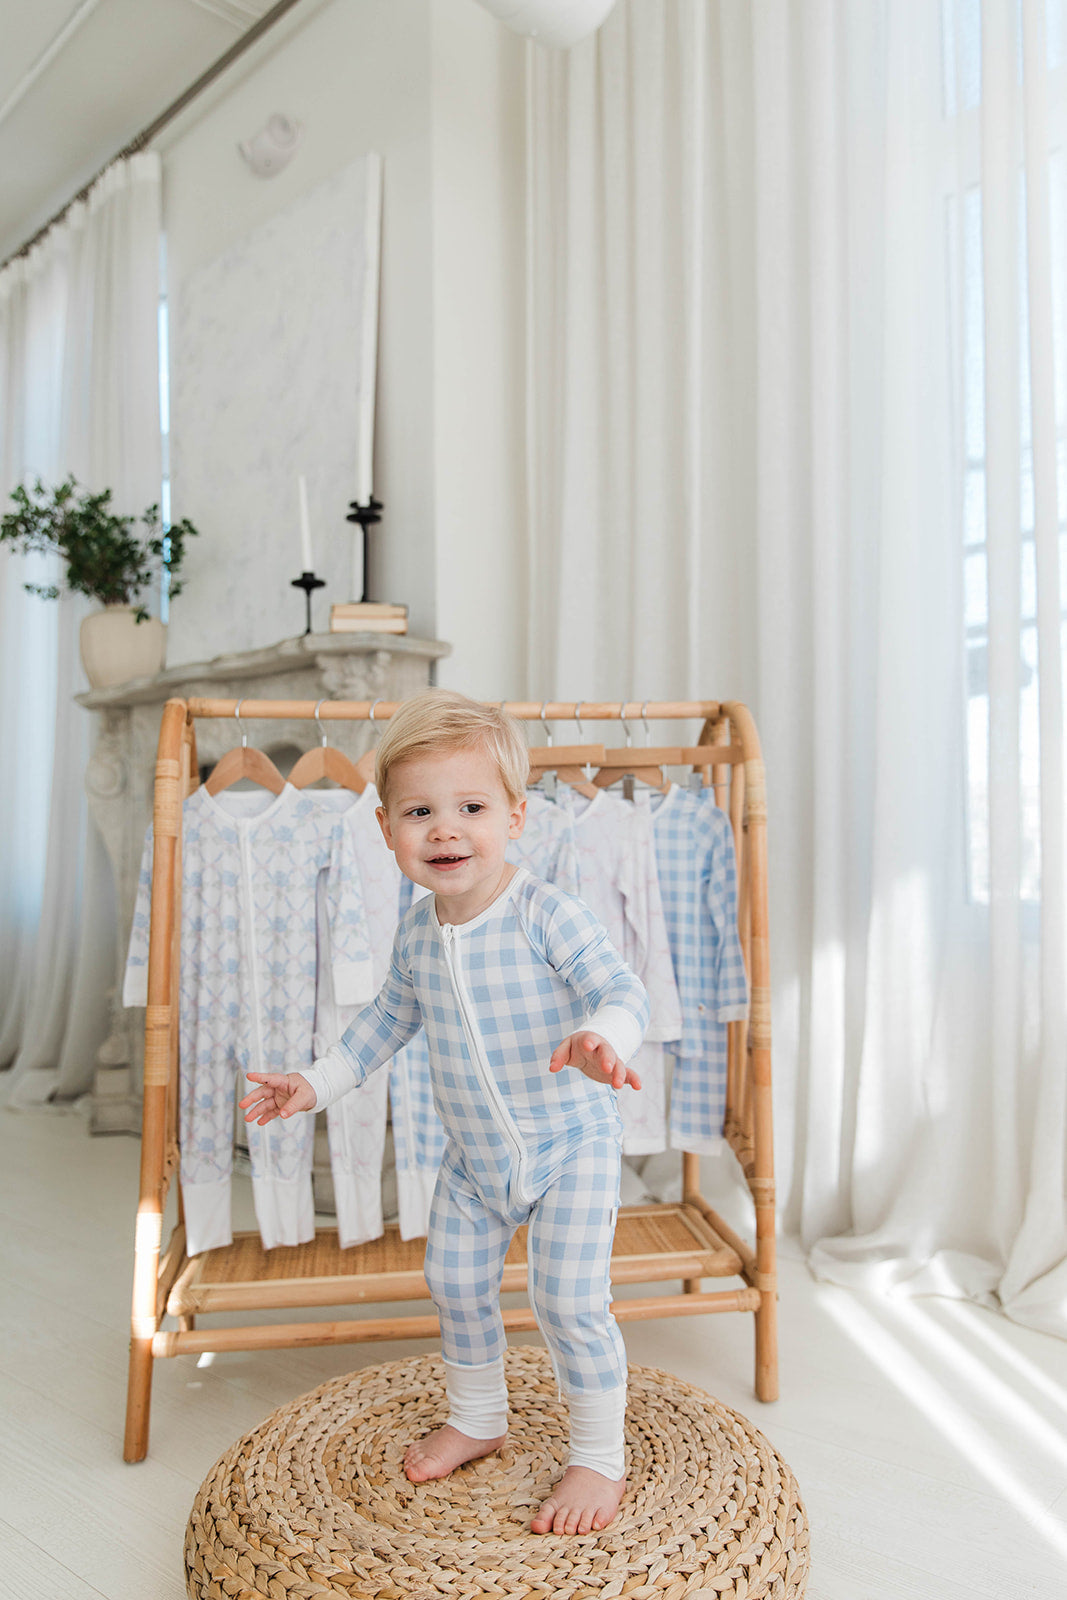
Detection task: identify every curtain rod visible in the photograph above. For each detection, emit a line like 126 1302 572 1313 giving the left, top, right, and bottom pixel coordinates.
1 0 306 273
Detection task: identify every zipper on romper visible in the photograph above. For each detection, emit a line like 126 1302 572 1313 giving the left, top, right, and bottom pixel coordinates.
439 921 530 1200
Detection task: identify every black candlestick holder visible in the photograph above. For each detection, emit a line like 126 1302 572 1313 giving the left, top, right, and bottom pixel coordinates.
345 496 383 603
291 569 326 635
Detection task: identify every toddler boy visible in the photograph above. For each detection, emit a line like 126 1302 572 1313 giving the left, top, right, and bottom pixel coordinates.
241 689 649 1534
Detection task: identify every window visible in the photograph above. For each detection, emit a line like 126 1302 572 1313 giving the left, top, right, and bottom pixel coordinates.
945 0 1067 904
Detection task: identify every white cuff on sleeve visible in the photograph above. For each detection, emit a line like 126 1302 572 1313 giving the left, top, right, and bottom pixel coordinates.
582 1004 645 1064
301 1046 366 1112
717 1003 749 1022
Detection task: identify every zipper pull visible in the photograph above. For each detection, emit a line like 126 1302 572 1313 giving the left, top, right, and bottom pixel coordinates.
441 921 455 947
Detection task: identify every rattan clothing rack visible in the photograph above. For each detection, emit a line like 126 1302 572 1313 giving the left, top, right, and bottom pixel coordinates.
123 697 777 1462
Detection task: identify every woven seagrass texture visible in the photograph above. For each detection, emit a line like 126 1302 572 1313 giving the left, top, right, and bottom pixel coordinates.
185 1347 807 1599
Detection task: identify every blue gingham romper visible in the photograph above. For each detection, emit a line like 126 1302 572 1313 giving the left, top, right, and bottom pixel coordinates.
303 868 650 1396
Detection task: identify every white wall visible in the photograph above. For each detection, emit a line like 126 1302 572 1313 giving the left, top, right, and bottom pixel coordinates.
155 0 526 694
430 0 526 698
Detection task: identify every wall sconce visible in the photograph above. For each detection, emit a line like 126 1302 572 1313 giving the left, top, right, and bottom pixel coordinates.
238 112 303 177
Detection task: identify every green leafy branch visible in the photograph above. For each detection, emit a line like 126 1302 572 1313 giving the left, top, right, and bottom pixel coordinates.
0 477 199 622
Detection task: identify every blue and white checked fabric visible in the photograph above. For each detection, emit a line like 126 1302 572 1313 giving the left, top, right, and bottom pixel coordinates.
424 1136 625 1395
384 799 597 1236
640 785 749 1153
303 869 649 1211
124 784 373 1255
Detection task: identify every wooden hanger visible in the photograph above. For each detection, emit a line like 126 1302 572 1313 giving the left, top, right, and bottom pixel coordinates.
527 744 606 800
592 707 676 794
288 701 366 792
204 701 285 795
524 703 600 799
593 746 683 793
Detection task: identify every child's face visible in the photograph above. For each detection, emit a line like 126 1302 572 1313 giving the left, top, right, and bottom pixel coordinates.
377 745 526 922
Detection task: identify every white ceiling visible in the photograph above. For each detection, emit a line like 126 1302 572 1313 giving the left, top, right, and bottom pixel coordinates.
0 0 278 264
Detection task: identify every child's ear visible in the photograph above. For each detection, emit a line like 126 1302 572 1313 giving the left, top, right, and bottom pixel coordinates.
508 797 527 839
376 805 395 850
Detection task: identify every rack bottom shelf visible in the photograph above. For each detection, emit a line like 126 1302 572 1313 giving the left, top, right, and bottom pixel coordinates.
151 1199 755 1358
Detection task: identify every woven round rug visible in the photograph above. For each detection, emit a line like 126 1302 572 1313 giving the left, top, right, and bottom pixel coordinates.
185 1345 809 1599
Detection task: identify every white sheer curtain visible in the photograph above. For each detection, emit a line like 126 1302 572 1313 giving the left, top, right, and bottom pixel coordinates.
526 0 1067 1337
0 152 162 1104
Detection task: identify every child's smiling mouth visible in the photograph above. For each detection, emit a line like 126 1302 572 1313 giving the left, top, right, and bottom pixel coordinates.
427 854 470 867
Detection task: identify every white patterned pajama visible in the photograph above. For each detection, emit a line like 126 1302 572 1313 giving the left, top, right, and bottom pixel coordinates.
556 789 682 1155
308 786 402 1248
124 785 374 1255
506 790 581 894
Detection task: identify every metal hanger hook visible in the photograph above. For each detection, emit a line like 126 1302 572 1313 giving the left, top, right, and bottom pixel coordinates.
641 701 651 745
368 699 383 739
235 698 247 748
313 698 327 747
574 701 585 742
619 702 633 748
539 700 553 747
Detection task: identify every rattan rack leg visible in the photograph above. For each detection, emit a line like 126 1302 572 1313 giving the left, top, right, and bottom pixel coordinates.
124 1338 154 1462
755 1285 779 1403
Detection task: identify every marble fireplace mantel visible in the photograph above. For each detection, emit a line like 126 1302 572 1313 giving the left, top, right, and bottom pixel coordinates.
76 630 450 1143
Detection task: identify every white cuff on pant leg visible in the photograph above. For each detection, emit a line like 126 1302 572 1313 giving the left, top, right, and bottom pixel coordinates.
443 1356 509 1440
566 1383 627 1480
252 1174 315 1250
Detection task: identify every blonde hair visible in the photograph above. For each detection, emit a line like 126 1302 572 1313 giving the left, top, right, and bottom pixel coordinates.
375 689 529 807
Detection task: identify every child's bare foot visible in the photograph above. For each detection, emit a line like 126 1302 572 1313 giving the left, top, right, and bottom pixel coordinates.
530 1465 626 1535
403 1423 507 1483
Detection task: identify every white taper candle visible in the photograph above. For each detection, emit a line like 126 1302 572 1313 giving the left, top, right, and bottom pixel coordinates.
298 475 312 571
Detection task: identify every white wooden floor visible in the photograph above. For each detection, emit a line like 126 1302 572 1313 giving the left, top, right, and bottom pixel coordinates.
2 1082 1066 1600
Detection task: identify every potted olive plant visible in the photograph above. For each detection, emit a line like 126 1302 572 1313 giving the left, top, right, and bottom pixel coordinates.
0 477 198 689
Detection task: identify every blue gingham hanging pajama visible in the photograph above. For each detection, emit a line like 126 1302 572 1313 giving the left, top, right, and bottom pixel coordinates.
639 785 749 1152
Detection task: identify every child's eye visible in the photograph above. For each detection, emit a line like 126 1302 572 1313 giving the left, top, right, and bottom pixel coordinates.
406 806 431 818
462 803 485 815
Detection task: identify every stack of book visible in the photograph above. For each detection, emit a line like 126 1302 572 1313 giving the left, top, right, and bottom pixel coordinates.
329 602 408 634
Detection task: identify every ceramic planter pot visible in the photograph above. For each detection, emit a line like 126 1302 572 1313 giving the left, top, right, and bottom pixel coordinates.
80 605 166 690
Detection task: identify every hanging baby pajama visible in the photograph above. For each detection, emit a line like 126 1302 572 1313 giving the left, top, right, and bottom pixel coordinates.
387 875 448 1239
307 786 403 1248
303 868 649 1479
639 785 749 1152
556 789 682 1155
124 784 373 1255
506 789 581 894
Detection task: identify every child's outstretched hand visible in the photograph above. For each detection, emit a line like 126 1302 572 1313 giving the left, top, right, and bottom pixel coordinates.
239 1072 316 1125
548 1032 642 1092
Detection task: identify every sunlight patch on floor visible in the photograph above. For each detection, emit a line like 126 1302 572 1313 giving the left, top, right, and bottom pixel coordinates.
822 1290 1067 1561
937 1297 1067 1424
